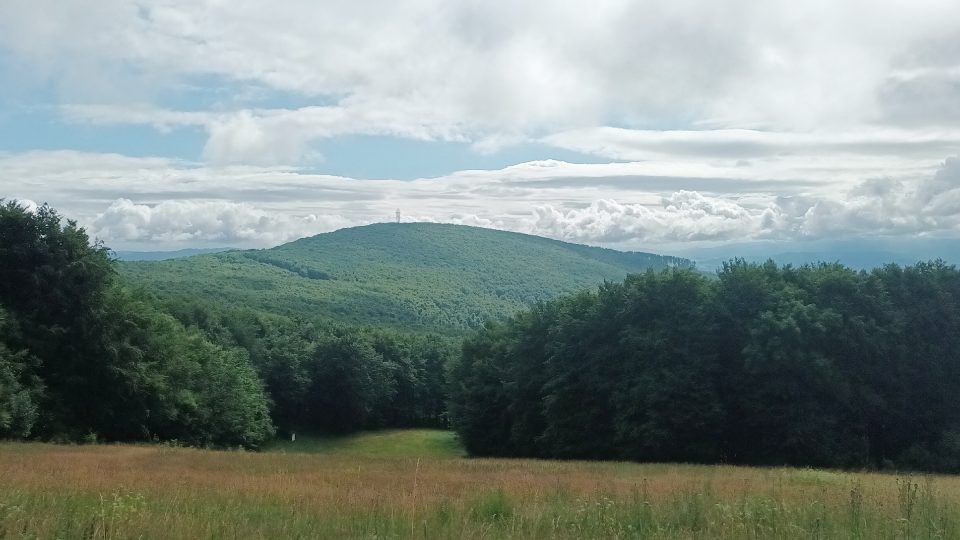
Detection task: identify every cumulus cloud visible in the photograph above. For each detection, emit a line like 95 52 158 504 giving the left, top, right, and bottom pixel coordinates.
521 194 780 243
4 150 960 249
90 199 353 247
519 158 960 244
791 157 960 238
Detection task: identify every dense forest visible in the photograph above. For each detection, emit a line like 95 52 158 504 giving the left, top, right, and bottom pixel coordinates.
156 301 453 434
449 261 960 472
120 223 691 333
0 201 451 447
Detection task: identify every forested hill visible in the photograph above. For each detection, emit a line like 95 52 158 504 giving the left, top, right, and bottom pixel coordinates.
119 223 691 332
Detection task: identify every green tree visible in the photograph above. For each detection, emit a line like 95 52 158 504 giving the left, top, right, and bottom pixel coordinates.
0 201 275 447
449 259 960 472
305 334 391 432
0 308 41 438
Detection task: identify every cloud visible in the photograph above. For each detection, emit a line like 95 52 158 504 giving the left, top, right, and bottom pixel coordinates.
522 194 778 243
202 110 317 166
5 0 960 162
62 103 471 165
519 157 960 244
799 157 960 238
90 199 353 247
879 69 960 127
4 150 960 249
542 127 960 162
6 1 960 249
61 101 960 173
60 104 210 132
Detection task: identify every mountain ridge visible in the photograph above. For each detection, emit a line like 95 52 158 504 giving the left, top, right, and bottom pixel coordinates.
119 222 691 333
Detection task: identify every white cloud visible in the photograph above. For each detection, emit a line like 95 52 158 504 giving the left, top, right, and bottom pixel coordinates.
62 103 471 165
542 127 960 162
518 157 960 243
5 0 960 165
91 198 352 247
522 194 777 243
202 110 316 166
4 150 960 249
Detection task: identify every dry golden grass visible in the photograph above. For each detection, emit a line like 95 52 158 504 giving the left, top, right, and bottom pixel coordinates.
2 436 960 539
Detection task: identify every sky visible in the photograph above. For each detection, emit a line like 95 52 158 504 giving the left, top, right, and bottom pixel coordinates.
1 0 960 251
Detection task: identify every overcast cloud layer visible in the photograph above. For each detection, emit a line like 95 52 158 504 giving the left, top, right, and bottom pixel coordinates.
1 0 959 249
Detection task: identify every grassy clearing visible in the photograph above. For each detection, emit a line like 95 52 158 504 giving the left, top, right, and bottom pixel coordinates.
2 432 960 539
265 429 464 459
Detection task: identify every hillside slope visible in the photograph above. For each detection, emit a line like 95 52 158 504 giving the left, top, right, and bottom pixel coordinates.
114 247 232 261
120 223 690 332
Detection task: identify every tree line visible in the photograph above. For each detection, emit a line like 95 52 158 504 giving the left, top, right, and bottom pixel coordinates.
449 260 960 472
0 201 452 447
157 299 453 434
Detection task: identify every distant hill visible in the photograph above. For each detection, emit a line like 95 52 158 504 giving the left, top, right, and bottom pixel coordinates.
682 237 960 272
119 223 691 332
114 247 233 261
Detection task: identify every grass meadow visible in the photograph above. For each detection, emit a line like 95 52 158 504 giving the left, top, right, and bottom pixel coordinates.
2 430 960 539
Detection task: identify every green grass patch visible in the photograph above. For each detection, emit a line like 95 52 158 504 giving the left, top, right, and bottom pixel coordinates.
5 440 960 539
264 429 464 459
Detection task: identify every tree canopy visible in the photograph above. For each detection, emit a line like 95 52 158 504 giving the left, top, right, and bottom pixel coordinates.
449 261 960 472
0 201 276 445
